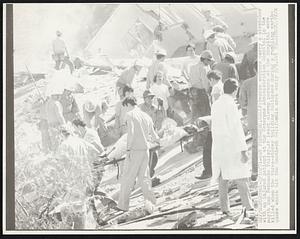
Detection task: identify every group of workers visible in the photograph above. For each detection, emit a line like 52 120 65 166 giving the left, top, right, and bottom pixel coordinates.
42 18 258 226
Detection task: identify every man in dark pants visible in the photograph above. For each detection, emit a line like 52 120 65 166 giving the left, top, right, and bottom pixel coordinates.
195 116 212 180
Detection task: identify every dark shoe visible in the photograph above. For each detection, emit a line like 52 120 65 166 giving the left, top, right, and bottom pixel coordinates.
251 174 258 181
195 173 212 180
151 177 161 187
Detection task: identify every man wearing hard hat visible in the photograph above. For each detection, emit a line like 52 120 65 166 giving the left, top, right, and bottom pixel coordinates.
116 60 144 99
205 29 234 64
52 30 74 73
59 83 80 123
238 34 258 81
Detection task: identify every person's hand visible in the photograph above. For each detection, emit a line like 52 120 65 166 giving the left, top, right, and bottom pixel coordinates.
241 151 249 163
157 97 164 107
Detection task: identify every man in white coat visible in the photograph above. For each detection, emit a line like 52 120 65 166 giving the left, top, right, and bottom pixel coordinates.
211 78 254 215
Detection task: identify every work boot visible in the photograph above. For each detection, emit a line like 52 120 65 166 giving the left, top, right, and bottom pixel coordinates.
151 177 161 187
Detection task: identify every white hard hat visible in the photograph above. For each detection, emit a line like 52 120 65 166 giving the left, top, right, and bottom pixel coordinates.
204 29 216 40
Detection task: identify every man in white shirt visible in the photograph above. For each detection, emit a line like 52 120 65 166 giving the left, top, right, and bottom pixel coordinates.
188 50 213 120
117 96 160 213
52 30 74 73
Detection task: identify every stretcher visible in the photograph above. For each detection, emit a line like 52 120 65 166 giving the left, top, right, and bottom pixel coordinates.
95 124 209 180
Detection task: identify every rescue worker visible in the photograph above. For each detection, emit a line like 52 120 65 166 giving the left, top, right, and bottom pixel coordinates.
117 96 160 213
213 52 239 83
72 118 104 154
239 35 258 81
211 78 255 216
52 30 74 73
37 96 51 154
55 125 100 229
139 90 166 179
146 48 171 89
212 25 236 50
188 50 212 120
195 70 223 180
182 43 200 81
59 85 80 123
239 60 258 181
205 30 234 64
116 60 143 98
114 85 135 137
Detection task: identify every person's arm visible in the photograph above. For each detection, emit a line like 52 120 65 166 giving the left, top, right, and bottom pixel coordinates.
230 101 248 152
106 113 116 124
149 119 160 143
227 35 236 49
240 54 250 80
239 83 248 116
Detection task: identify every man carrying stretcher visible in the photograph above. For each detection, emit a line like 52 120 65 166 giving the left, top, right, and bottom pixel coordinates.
117 96 160 213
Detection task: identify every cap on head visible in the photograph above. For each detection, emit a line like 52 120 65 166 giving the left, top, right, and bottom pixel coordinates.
56 30 62 37
204 30 216 40
143 90 155 99
212 25 225 33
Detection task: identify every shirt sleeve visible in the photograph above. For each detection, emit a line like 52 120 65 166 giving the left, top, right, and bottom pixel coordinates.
126 116 135 149
54 102 66 125
228 101 248 152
